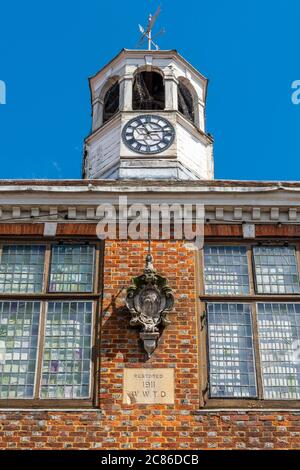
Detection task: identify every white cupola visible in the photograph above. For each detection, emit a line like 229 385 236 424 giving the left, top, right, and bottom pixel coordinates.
83 49 214 180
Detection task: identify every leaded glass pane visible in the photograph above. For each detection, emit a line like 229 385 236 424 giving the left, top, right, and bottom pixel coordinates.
253 246 300 294
257 303 300 399
0 301 40 398
49 245 95 292
40 301 92 399
204 246 250 295
0 245 45 293
207 303 257 398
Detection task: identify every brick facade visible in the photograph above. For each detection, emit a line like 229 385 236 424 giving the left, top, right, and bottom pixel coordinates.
0 234 300 449
1 411 300 449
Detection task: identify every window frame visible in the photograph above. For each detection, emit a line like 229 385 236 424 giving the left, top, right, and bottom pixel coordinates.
198 239 300 409
0 239 103 409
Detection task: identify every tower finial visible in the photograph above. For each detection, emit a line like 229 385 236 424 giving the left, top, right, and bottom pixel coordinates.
137 5 165 51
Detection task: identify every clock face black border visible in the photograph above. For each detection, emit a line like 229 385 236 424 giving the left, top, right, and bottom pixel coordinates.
122 115 175 155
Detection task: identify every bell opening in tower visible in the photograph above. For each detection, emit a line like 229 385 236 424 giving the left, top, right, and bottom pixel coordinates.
132 71 165 110
103 81 120 124
178 81 195 124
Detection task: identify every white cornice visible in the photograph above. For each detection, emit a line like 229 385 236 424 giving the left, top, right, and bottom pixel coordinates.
0 182 300 194
89 49 208 91
0 180 300 224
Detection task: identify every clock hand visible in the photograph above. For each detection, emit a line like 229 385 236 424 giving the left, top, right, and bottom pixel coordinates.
142 124 163 135
137 126 160 143
136 124 151 136
136 124 163 143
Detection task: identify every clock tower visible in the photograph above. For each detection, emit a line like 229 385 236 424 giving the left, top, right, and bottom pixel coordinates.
83 49 214 180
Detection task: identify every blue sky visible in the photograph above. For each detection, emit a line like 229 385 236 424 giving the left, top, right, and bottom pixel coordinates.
0 0 299 181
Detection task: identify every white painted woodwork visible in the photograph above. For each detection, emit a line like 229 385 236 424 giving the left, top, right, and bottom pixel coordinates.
44 222 57 237
86 208 95 219
176 118 213 180
2 181 300 225
289 208 297 220
86 118 121 179
49 207 58 219
234 208 243 219
243 224 255 239
252 208 261 219
12 207 20 218
164 76 178 111
215 208 224 220
92 98 104 131
68 207 77 219
119 75 133 112
31 207 39 217
271 207 280 220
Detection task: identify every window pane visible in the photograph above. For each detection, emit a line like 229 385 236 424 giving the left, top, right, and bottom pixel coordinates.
40 301 93 399
257 303 300 399
204 246 250 295
49 245 95 292
253 246 300 294
0 245 45 293
0 301 40 398
207 303 257 398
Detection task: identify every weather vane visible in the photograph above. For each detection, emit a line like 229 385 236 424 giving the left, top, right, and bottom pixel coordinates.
137 5 165 51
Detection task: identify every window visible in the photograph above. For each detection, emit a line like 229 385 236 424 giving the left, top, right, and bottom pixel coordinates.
0 301 40 399
132 71 165 110
41 301 93 399
0 245 45 293
49 245 94 292
253 246 300 294
207 303 257 398
0 243 101 406
202 244 300 405
257 303 300 399
204 246 250 295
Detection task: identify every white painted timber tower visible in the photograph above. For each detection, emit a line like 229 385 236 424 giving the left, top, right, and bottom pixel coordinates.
83 49 214 180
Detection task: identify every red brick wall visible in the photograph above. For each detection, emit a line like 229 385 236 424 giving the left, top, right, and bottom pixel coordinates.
1 410 300 449
0 238 300 449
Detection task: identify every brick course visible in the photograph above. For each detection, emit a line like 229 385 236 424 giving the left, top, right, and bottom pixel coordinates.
1 410 300 449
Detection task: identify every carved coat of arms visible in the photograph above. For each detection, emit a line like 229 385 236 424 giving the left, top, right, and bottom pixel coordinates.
126 254 175 357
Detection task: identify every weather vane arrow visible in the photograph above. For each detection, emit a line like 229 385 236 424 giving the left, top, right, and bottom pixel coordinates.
137 5 165 51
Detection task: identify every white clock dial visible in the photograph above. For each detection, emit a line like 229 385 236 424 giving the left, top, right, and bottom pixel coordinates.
122 115 175 154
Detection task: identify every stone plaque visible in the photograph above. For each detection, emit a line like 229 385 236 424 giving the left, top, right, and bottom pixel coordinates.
123 368 175 405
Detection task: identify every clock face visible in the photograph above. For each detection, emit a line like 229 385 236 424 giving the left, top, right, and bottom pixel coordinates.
122 115 175 154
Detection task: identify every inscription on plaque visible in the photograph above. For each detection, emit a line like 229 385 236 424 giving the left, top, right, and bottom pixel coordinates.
123 368 175 404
